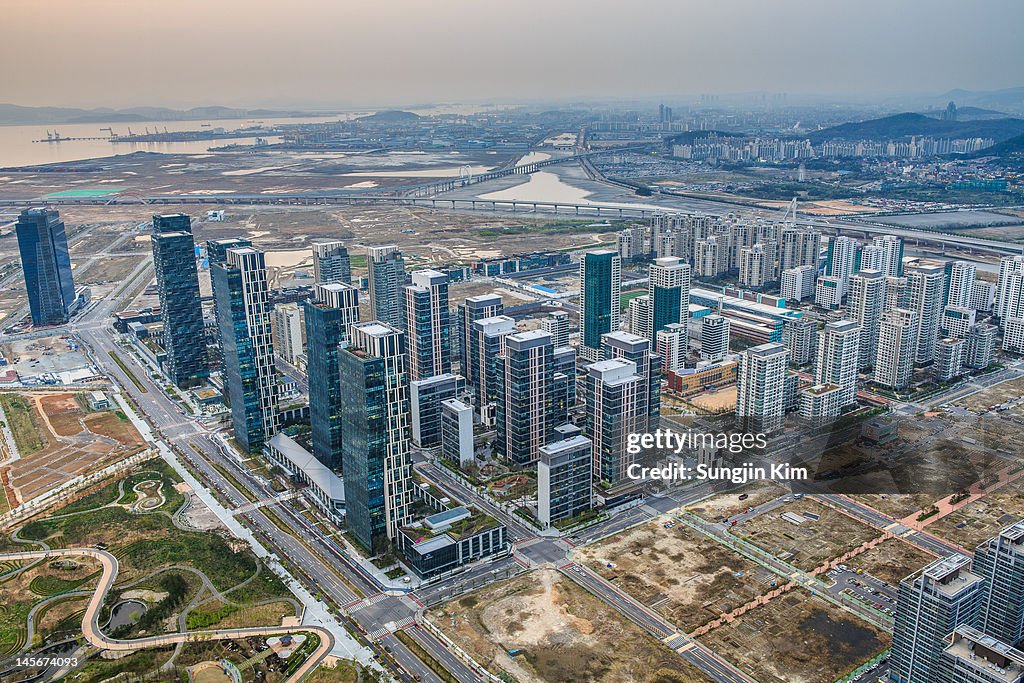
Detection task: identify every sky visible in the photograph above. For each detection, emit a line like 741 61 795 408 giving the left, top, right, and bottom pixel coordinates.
2 0 1022 109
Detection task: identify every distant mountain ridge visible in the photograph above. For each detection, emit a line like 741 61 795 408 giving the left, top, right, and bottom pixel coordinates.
806 113 1024 144
0 103 332 126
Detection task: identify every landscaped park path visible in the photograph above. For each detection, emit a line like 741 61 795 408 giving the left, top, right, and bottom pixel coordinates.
0 547 335 681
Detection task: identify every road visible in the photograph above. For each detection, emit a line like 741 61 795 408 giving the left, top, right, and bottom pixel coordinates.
0 548 334 682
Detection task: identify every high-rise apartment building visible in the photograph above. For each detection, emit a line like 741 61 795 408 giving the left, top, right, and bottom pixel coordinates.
824 235 857 298
151 213 208 388
891 554 986 683
212 246 279 453
311 240 351 285
495 330 563 465
736 342 789 433
457 293 502 378
16 208 76 327
848 269 887 370
906 261 945 364
601 331 661 431
304 283 359 471
815 319 860 408
974 520 1024 648
875 308 919 390
467 315 515 423
272 302 305 365
580 250 621 361
367 245 406 328
783 315 818 366
781 264 816 302
403 269 451 381
540 310 571 348
339 321 412 554
585 358 647 485
873 235 905 278
537 435 593 526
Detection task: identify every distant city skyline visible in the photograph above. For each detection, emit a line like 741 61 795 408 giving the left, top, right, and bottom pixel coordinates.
3 0 1022 109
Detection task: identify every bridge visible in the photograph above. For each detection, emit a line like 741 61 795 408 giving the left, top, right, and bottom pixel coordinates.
2 191 1022 257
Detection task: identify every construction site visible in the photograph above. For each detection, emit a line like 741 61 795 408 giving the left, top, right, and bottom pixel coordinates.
428 569 712 683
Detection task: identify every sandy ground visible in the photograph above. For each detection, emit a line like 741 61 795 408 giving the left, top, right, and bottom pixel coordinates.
687 387 738 413
431 569 712 683
926 476 1024 549
843 538 935 586
575 521 774 632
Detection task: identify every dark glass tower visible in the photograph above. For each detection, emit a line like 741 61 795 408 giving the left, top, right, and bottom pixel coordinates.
16 208 76 327
579 250 621 361
212 247 278 453
339 322 412 555
152 214 208 388
304 283 359 472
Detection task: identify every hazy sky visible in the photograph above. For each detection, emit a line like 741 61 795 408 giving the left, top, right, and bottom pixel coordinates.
3 0 1022 109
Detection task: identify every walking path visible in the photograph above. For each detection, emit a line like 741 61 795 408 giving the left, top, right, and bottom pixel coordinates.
0 547 335 682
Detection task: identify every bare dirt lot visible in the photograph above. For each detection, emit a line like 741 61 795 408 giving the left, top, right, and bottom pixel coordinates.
697 588 889 683
575 521 774 632
842 538 935 586
734 499 882 572
687 480 789 521
429 569 712 683
925 476 1024 549
1 391 146 505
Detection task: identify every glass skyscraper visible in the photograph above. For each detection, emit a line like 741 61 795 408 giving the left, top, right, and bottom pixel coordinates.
151 213 208 388
579 250 621 361
304 283 359 472
339 321 412 555
16 207 76 327
212 246 278 453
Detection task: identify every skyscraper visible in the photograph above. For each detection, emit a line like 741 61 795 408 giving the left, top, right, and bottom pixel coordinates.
495 330 563 465
648 256 690 342
891 554 986 683
586 358 646 485
739 244 770 289
906 261 945 364
339 321 412 554
602 331 661 431
997 255 1024 322
16 207 76 327
736 342 789 433
815 319 860 408
944 261 977 309
367 245 406 328
974 520 1024 648
151 213 208 388
457 293 503 379
212 246 279 453
783 315 818 366
875 308 919 390
780 228 821 272
467 314 515 423
311 240 351 285
304 283 359 471
403 269 450 381
848 270 886 370
207 237 253 375
580 250 621 361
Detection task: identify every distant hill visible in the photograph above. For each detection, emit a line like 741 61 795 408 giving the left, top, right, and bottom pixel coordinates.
807 113 1024 144
355 110 421 124
0 103 327 126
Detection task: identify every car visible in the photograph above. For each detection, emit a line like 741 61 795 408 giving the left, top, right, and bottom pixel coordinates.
738 493 749 501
